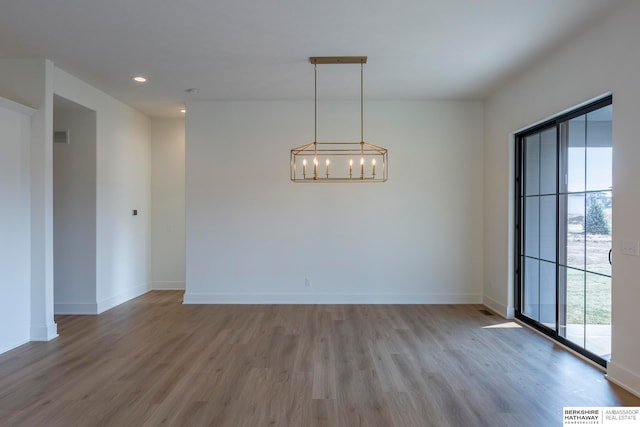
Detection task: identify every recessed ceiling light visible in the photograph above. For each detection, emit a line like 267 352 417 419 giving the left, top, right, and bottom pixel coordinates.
180 108 186 113
132 76 147 83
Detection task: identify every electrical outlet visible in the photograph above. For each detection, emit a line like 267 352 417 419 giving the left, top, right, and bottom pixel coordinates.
304 278 311 287
621 240 640 256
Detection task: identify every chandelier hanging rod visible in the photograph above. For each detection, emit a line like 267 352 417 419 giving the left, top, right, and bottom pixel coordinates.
310 56 367 145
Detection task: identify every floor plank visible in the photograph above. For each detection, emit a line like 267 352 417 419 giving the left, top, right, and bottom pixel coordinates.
0 291 637 426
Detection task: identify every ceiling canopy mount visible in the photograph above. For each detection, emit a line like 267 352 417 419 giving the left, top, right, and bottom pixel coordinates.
309 56 367 64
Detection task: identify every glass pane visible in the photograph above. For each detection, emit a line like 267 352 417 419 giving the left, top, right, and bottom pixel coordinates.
559 122 568 194
586 105 612 192
539 128 557 195
558 266 568 337
558 195 567 265
539 195 556 262
524 197 539 258
524 257 539 321
585 193 612 276
565 193 585 270
562 267 585 348
539 260 556 328
525 135 540 196
585 273 611 359
566 118 586 193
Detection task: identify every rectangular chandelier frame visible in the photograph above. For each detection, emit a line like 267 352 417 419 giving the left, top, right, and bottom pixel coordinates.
290 141 387 182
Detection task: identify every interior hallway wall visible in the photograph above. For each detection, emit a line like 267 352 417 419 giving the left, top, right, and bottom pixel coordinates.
54 67 152 313
151 118 185 290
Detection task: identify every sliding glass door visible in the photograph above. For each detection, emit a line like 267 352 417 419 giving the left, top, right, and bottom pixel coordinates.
558 104 612 360
516 97 612 366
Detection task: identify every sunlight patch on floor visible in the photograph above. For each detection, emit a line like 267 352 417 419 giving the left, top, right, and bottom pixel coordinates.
482 322 522 329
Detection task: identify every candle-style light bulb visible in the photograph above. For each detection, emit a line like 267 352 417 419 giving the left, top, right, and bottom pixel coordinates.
360 157 364 179
372 158 376 177
325 159 330 178
349 159 353 178
313 157 318 179
303 159 307 179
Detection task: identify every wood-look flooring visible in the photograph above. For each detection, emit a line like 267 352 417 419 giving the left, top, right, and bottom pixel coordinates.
0 291 637 426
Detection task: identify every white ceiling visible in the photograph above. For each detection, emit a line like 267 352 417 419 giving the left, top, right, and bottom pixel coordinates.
0 0 625 117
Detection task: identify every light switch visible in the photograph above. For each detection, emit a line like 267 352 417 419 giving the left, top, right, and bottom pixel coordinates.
621 240 640 256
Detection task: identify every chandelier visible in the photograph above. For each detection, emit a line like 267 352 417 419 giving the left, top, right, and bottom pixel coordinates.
290 56 388 183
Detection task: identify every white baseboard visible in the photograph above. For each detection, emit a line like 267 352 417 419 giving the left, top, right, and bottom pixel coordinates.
97 284 150 314
0 338 30 356
54 303 99 315
606 361 640 398
152 281 185 290
483 295 515 319
30 322 58 341
183 292 482 305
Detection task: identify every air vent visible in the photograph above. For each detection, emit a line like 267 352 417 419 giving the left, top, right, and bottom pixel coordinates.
53 130 69 144
479 309 494 316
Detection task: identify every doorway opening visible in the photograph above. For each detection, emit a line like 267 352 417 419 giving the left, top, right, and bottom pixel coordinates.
53 95 97 315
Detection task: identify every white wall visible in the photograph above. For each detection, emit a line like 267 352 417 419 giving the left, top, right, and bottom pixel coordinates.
53 100 97 314
0 97 34 354
0 59 57 342
54 67 152 313
484 0 640 396
185 100 484 303
151 118 185 290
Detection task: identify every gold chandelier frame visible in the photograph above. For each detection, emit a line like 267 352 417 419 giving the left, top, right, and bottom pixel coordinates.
290 56 388 183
